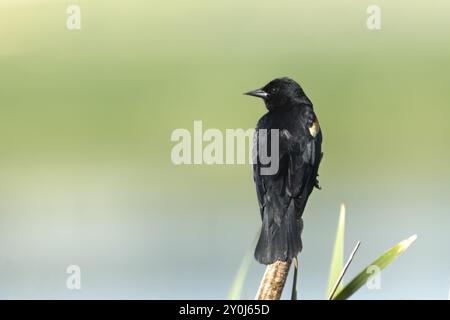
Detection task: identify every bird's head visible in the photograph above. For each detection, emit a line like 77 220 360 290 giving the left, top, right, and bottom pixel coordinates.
244 77 310 111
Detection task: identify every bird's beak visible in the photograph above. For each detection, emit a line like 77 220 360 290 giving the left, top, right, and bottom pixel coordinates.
244 88 269 99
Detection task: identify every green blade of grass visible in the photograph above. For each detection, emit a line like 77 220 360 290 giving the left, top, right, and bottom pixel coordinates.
326 204 346 298
332 234 418 300
291 257 299 300
227 232 259 300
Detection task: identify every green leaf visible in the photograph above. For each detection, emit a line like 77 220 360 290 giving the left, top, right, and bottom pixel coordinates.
291 257 298 300
332 234 418 300
327 204 346 298
227 232 259 300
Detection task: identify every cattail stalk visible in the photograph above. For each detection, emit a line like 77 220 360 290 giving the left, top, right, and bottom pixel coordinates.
255 260 291 300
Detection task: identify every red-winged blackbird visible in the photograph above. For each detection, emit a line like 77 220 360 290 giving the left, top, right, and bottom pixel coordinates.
245 77 323 265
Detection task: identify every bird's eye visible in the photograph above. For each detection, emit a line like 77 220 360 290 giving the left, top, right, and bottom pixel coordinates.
270 87 279 94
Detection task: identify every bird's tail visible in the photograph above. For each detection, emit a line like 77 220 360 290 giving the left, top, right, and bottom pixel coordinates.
254 203 303 265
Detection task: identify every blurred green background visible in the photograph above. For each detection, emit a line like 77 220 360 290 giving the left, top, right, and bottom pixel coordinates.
0 0 449 299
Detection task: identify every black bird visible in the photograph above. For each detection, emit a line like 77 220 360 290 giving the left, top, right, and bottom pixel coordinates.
245 77 323 265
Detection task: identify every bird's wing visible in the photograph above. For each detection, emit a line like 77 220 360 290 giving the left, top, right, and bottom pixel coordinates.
253 113 322 219
285 113 322 199
253 128 291 220
253 130 266 219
